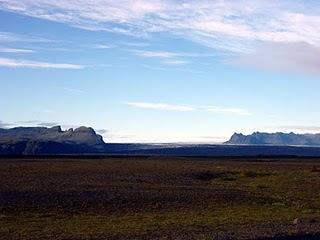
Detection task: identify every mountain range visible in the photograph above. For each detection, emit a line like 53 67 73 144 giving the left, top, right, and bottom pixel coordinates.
2 126 320 156
225 132 320 146
0 126 106 155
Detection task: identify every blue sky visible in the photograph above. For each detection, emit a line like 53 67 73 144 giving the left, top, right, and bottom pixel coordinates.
1 0 320 143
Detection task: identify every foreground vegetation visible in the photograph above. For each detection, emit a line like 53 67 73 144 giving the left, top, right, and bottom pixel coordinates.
1 157 320 239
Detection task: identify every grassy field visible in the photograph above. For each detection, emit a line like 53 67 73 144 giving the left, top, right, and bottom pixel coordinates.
1 157 320 239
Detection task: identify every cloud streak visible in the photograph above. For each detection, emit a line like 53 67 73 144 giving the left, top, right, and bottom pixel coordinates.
0 120 14 128
162 60 190 65
57 87 87 95
0 31 54 43
2 120 59 128
2 1 320 74
92 44 116 49
134 50 178 59
126 102 195 112
0 48 35 53
0 57 84 69
232 42 320 75
268 125 320 133
132 50 213 65
126 102 251 115
2 1 320 48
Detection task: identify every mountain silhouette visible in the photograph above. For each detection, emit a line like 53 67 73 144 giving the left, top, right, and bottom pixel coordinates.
3 127 320 156
0 126 106 154
225 132 320 146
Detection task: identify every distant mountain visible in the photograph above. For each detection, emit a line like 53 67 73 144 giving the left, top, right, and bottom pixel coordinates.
0 126 106 154
225 132 320 146
3 126 320 156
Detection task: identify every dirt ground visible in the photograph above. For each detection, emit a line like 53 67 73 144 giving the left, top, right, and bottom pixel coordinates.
1 156 320 239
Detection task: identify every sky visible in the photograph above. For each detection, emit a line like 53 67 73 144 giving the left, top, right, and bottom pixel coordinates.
1 0 320 143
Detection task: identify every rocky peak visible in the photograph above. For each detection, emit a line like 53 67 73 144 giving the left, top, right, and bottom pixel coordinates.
74 126 95 134
50 126 62 132
225 132 320 146
0 125 105 146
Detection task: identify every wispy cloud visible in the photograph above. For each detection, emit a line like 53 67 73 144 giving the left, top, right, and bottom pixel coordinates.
0 32 77 54
2 1 320 49
268 125 320 133
232 42 320 75
134 50 178 59
0 31 53 43
15 121 87 130
57 87 87 95
2 1 320 74
10 120 59 128
133 50 215 58
96 129 108 134
36 122 59 127
0 48 35 53
162 60 190 65
132 50 186 65
3 120 106 134
125 102 251 115
140 64 168 71
126 102 195 112
92 44 116 49
132 50 212 65
0 57 84 69
122 42 149 47
0 120 14 128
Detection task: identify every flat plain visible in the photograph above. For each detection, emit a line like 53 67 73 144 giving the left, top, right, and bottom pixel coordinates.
1 156 320 239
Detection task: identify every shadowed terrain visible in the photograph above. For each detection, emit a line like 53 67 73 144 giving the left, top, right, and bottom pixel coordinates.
4 126 320 156
1 157 320 239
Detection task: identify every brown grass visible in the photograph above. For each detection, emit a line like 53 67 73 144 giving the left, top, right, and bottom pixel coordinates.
0 157 320 239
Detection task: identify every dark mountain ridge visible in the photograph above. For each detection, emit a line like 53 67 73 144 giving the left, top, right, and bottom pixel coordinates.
0 126 106 154
3 127 320 156
225 132 320 146
0 126 104 145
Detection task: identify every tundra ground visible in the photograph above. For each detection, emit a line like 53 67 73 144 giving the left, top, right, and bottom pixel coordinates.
1 156 320 239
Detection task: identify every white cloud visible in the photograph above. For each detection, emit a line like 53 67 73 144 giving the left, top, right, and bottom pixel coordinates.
0 31 53 43
132 50 213 65
2 1 320 49
126 102 195 112
122 42 150 47
57 87 87 95
93 44 116 49
2 1 320 74
162 59 190 65
0 57 84 69
0 48 35 53
125 102 251 115
232 42 320 75
132 50 216 59
134 50 178 58
36 122 59 127
267 125 320 133
0 120 14 128
140 64 168 71
10 120 59 128
96 129 108 134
